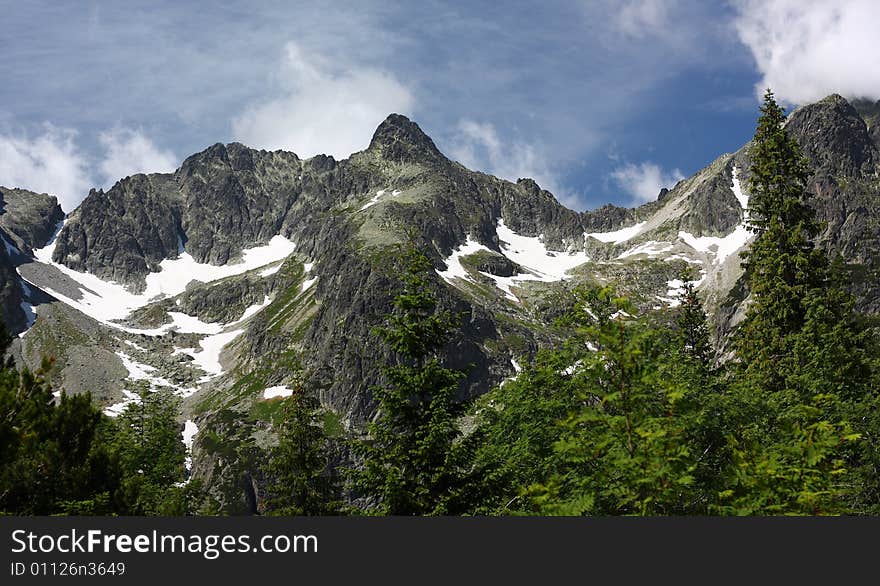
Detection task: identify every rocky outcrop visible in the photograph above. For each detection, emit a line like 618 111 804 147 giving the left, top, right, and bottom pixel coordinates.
0 241 24 334
787 94 880 312
0 187 63 334
53 174 182 288
0 187 65 254
788 94 876 178
852 98 880 150
365 113 447 165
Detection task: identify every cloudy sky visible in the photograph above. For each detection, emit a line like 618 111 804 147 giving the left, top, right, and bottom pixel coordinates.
1 0 878 213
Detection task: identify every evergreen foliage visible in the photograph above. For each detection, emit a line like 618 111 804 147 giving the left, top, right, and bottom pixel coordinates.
720 90 875 514
265 367 341 515
350 246 468 515
112 388 196 515
0 327 200 515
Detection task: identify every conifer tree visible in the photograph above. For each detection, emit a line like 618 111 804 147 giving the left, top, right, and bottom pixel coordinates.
720 90 873 514
676 278 710 367
541 306 703 515
113 388 190 514
736 89 830 388
351 246 466 515
266 368 340 515
0 332 118 515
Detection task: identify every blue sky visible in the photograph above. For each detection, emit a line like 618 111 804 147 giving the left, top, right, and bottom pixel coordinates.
1 1 878 213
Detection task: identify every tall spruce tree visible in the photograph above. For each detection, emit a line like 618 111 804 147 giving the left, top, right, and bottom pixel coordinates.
266 368 340 515
736 89 829 388
351 246 467 515
676 276 711 368
721 90 873 514
112 388 191 515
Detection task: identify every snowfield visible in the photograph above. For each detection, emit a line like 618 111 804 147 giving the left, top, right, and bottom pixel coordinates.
29 224 295 328
20 225 292 406
585 221 646 244
495 219 589 280
180 330 243 381
263 385 294 399
436 236 493 283
437 220 592 303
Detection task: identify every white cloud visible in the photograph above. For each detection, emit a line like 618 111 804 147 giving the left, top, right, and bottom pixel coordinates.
610 162 683 204
450 119 582 208
734 0 880 104
0 125 91 213
231 43 415 159
98 128 177 188
0 125 180 213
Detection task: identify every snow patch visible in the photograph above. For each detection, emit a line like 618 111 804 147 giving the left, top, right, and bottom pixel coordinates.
238 296 272 322
659 278 686 308
663 254 704 265
359 189 387 211
478 272 540 303
496 219 589 280
437 222 590 303
678 225 751 265
302 276 318 292
30 224 295 329
617 241 674 259
180 330 243 380
677 166 752 265
18 281 36 337
115 351 183 392
124 339 147 352
103 390 141 417
731 166 749 216
182 419 198 472
562 360 585 375
263 385 294 399
500 357 522 387
436 236 493 284
585 222 646 244
259 262 283 277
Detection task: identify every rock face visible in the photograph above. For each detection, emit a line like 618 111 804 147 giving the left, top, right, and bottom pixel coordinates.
0 243 23 333
786 95 880 312
852 98 880 150
0 187 64 254
0 187 63 334
789 94 876 177
3 97 880 510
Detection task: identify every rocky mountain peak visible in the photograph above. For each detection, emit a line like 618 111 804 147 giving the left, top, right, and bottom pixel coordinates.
367 113 445 164
787 94 876 176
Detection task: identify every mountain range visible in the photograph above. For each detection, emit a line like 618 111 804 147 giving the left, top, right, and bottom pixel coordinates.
1 94 879 511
